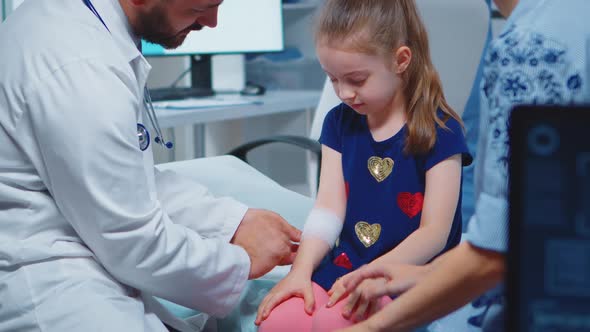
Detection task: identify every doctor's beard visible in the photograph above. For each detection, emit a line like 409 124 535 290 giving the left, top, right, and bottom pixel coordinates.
133 5 204 49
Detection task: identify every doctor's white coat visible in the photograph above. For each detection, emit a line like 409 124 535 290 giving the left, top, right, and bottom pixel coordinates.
0 0 251 330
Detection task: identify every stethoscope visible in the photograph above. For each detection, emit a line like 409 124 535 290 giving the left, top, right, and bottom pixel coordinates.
82 0 173 150
143 86 173 149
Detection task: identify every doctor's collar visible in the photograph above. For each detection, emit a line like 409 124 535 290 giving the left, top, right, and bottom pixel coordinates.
91 0 145 63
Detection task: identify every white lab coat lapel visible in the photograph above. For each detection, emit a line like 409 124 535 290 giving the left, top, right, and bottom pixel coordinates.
134 58 158 201
93 0 158 199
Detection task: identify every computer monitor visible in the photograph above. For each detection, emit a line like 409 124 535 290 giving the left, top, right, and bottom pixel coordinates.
142 0 284 94
141 0 283 56
507 105 590 332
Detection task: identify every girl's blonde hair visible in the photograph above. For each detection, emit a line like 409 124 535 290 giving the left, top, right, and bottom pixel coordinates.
315 0 463 155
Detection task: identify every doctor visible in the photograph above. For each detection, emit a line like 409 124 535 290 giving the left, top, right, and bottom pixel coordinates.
0 0 300 331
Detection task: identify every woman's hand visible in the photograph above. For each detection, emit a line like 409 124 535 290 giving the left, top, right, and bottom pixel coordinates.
255 271 315 325
327 264 428 313
341 278 388 322
344 263 427 295
325 277 383 323
327 276 386 322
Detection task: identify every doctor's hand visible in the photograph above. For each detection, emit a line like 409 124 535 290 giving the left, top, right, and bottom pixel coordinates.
231 208 301 279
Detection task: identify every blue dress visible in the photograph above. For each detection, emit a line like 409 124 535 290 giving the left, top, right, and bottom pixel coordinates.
312 103 472 291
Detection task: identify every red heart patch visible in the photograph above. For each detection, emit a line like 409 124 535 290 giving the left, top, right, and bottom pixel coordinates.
333 252 352 270
397 192 424 218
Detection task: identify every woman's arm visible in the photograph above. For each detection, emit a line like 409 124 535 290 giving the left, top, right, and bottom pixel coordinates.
345 242 505 332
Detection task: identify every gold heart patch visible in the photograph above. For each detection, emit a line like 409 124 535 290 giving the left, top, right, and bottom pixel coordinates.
367 157 394 182
355 221 381 248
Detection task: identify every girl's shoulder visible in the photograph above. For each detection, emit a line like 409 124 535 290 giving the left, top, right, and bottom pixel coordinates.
429 109 472 167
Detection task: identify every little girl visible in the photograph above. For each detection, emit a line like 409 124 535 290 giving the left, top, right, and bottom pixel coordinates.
256 0 472 330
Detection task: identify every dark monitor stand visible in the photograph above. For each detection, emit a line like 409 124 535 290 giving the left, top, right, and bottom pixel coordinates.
148 55 215 102
190 55 214 95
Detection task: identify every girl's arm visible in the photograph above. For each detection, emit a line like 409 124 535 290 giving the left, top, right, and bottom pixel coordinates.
255 145 348 323
371 154 462 267
290 144 348 277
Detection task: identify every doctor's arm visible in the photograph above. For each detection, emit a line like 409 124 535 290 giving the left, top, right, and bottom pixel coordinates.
25 60 248 316
153 168 301 277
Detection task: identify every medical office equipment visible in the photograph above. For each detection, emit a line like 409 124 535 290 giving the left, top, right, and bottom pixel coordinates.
137 0 286 149
142 0 284 98
508 105 590 332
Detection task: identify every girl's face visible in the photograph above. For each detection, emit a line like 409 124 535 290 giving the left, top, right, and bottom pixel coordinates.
317 43 405 116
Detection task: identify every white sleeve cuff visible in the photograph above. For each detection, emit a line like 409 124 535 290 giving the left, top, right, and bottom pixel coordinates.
464 192 509 253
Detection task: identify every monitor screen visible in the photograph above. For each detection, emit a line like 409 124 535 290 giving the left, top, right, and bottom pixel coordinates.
508 105 590 332
142 0 284 56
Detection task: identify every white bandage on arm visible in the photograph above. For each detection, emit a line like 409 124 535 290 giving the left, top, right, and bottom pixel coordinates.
302 208 343 248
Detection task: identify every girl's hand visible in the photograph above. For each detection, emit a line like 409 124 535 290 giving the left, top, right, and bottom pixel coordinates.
254 271 315 325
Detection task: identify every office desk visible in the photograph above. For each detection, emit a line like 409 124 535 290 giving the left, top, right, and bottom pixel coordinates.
153 89 321 160
155 90 322 128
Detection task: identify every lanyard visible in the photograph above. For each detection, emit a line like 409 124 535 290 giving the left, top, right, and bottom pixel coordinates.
82 0 110 33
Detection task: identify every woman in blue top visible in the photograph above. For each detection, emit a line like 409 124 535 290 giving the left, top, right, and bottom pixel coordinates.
256 0 472 330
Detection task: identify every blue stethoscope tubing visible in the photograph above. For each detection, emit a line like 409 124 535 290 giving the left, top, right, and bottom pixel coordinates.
143 86 173 149
82 0 173 149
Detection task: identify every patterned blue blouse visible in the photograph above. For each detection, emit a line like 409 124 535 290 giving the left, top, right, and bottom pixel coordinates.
311 104 471 291
461 0 590 330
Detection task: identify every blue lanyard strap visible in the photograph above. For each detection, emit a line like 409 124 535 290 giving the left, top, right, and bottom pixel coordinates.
82 0 110 33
